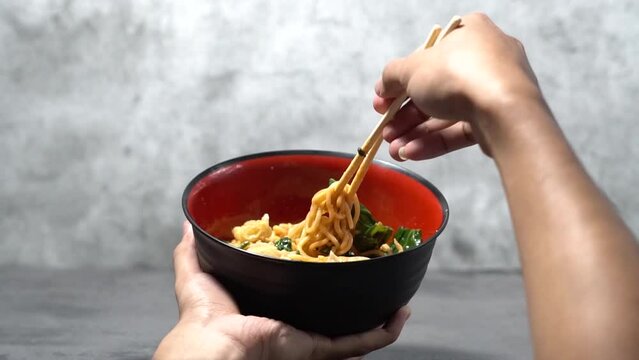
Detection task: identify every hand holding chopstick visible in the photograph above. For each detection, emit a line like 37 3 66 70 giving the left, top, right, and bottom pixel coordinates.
336 16 462 195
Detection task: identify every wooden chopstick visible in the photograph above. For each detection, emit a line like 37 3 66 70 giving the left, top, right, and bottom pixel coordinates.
334 25 441 195
436 15 462 43
337 16 462 196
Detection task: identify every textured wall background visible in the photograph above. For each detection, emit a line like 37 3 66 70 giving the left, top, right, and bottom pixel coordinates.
1 0 637 270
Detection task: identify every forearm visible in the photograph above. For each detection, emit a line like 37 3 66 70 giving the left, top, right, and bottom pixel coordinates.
486 98 639 358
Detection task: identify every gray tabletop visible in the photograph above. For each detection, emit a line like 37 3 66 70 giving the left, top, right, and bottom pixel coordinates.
0 268 531 359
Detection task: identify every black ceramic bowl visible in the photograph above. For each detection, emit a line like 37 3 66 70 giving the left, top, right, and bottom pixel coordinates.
183 150 449 337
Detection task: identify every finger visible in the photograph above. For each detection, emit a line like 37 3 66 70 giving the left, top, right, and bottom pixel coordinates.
373 93 395 114
174 221 240 318
391 121 476 161
377 57 416 99
387 120 456 161
311 306 411 359
173 220 202 286
422 117 460 132
382 102 426 142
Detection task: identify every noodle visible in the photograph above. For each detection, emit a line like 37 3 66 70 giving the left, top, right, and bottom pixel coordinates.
225 19 459 262
295 181 358 257
228 180 415 263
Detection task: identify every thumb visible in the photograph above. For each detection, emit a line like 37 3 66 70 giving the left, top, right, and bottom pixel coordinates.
182 220 191 236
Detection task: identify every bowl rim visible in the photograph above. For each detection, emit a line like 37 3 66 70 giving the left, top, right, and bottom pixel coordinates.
182 149 449 267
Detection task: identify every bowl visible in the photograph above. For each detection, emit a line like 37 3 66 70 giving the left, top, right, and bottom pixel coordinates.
182 150 449 337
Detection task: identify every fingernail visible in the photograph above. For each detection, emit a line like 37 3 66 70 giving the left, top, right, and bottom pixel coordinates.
182 220 190 235
398 147 408 161
374 80 382 96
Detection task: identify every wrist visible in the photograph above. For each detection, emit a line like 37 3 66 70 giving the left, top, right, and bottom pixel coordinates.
473 88 558 162
154 321 247 360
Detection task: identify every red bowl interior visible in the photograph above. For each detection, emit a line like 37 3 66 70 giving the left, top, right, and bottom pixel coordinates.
186 152 446 246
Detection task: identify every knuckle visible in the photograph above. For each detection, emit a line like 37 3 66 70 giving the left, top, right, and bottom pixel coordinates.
269 321 289 340
382 58 402 82
467 11 490 22
390 328 401 342
510 36 525 50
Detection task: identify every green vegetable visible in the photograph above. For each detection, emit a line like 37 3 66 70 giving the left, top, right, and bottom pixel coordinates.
329 178 393 253
274 237 293 251
328 178 418 256
393 227 422 253
239 241 250 250
353 204 393 252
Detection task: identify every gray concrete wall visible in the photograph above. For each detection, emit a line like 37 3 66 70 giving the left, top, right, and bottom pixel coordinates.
1 0 637 270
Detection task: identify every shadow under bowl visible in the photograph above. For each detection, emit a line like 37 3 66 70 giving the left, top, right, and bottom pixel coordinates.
183 150 449 337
